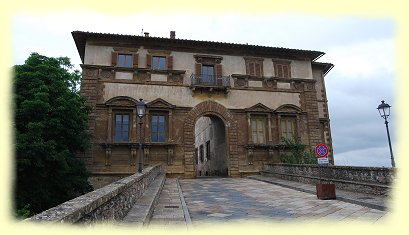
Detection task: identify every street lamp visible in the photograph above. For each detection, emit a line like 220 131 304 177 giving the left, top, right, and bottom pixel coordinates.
377 100 395 168
136 98 146 173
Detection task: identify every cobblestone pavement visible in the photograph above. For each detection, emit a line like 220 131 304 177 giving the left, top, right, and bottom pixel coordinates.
179 178 388 226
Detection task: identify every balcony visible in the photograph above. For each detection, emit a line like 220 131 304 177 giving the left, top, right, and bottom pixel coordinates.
190 74 231 95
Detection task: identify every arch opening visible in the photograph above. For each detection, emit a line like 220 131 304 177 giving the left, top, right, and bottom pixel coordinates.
194 114 228 177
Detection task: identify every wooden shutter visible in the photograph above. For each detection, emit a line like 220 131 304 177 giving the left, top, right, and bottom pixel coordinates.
283 64 290 78
133 53 139 68
249 62 253 75
255 62 261 77
167 56 173 70
215 64 222 78
111 52 118 66
276 64 282 77
195 63 202 76
146 54 151 69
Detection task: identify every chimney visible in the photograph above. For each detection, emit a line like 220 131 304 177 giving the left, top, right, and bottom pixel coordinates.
170 31 176 39
144 32 149 37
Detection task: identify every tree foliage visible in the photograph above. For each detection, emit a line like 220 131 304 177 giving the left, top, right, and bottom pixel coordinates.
280 137 317 164
14 53 93 217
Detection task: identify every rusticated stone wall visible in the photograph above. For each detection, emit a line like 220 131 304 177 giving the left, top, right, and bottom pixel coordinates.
262 164 395 195
27 165 162 223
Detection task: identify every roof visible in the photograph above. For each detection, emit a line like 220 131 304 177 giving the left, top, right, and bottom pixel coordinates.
312 62 334 76
72 31 325 64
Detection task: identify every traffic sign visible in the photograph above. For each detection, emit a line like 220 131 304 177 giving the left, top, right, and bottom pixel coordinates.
315 144 329 158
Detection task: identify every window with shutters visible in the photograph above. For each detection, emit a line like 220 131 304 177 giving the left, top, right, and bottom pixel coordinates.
245 58 263 77
273 60 291 78
112 52 138 68
193 55 224 87
114 113 130 142
151 114 166 142
250 116 267 144
146 53 173 71
281 117 296 140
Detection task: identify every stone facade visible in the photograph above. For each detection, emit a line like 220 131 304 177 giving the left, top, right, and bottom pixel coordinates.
262 164 394 195
72 31 334 184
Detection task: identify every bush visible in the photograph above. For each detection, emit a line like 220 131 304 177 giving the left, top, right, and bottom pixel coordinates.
280 137 317 164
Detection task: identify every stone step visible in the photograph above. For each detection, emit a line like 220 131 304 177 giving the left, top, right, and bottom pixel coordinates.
119 173 166 227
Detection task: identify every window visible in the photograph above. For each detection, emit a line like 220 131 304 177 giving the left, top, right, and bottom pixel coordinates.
274 61 291 78
151 115 166 142
152 56 166 70
281 117 296 140
118 54 133 68
205 141 210 160
251 117 266 144
201 65 215 83
195 148 198 164
199 145 204 162
245 59 263 77
114 114 130 142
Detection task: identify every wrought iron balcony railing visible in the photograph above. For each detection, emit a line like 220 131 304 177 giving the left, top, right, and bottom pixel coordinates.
190 74 231 88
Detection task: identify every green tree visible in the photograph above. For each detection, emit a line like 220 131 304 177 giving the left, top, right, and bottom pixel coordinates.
280 137 317 164
14 53 93 218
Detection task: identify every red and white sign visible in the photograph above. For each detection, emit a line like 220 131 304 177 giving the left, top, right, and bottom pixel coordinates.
315 143 329 158
315 144 329 165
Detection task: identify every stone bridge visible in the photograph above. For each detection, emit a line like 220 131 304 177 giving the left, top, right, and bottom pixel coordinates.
26 164 394 227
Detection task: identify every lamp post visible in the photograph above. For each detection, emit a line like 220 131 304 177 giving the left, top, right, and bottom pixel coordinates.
136 98 146 173
377 100 395 168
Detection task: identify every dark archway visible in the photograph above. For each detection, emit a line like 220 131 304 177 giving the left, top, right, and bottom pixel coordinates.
183 100 238 178
194 115 227 177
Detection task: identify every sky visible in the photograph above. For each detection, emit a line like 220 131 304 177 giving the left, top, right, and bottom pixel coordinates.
11 11 396 167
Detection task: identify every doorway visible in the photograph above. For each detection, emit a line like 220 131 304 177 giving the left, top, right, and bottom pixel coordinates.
194 115 228 177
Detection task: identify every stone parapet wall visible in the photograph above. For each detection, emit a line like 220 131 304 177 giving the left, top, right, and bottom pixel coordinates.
262 164 395 195
27 164 162 223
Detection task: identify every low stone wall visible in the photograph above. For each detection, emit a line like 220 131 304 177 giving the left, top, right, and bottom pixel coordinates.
27 164 162 223
262 164 395 195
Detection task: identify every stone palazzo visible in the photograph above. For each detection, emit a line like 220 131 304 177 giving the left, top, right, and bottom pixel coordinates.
72 31 334 188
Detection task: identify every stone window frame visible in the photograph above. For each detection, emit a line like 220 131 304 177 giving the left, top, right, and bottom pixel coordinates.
244 57 264 78
280 116 297 141
249 114 269 144
245 103 273 145
273 59 292 78
145 98 175 144
104 96 140 167
105 97 139 144
275 104 303 144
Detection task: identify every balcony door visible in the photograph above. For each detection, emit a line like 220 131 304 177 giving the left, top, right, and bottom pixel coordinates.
201 65 215 84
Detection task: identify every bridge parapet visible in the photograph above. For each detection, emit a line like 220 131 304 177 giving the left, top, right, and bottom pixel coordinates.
27 164 162 223
262 164 395 195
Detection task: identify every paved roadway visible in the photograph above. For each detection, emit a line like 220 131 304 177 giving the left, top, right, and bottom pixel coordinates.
149 177 389 229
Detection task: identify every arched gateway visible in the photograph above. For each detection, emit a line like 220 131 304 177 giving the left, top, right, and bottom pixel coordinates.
183 100 239 178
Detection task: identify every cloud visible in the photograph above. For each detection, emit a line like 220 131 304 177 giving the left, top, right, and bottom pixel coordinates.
322 38 395 78
335 146 393 167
